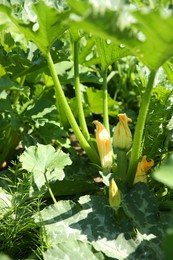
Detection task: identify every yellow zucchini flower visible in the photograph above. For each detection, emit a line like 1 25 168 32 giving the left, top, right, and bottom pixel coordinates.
113 113 132 150
93 120 112 171
109 178 121 211
134 155 154 184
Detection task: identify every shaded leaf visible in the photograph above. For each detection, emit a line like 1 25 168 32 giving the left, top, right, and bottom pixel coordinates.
0 77 22 92
123 183 167 259
86 87 120 116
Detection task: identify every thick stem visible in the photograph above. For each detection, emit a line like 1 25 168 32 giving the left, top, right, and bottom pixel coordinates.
126 70 156 186
103 70 110 133
46 51 99 164
74 41 90 141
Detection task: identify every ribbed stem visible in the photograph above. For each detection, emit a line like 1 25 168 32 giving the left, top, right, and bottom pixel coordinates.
74 41 90 141
126 70 156 185
103 70 110 133
46 51 99 164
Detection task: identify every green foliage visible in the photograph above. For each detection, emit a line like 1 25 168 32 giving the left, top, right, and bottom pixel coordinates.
68 0 173 70
19 144 72 196
0 0 70 55
143 84 173 161
95 38 130 71
0 166 45 260
86 87 120 116
34 187 167 259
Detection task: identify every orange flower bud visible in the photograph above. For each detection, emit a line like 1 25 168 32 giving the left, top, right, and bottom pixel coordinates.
93 120 112 171
134 155 154 184
113 113 132 150
109 179 121 211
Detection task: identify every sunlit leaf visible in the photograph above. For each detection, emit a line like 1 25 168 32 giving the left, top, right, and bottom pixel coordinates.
0 0 70 54
68 0 173 70
34 194 165 259
19 144 72 194
95 38 130 71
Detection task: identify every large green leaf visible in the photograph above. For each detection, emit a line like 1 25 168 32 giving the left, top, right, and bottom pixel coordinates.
34 194 166 259
0 0 70 55
19 144 72 195
123 182 167 237
130 10 173 70
43 239 108 260
123 183 168 259
68 0 173 70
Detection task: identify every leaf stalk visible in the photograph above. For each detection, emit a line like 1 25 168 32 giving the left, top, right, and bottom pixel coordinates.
74 41 90 141
126 70 156 185
103 70 110 134
46 51 99 164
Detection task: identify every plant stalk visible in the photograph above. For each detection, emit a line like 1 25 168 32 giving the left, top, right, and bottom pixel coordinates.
46 51 99 164
117 150 128 182
43 171 57 204
126 70 156 186
74 41 90 141
103 70 110 133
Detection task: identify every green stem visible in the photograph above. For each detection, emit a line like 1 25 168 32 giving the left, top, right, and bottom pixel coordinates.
126 70 156 186
117 150 128 182
43 171 57 204
74 41 90 141
103 70 110 133
46 51 99 164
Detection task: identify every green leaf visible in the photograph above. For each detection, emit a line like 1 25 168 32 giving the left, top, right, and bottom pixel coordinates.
46 156 100 197
34 194 165 259
163 61 173 85
19 144 72 194
143 85 173 159
152 155 173 188
126 10 173 70
0 77 22 92
68 1 173 70
123 182 167 259
0 0 70 54
43 239 108 260
95 38 130 71
86 87 120 116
